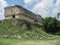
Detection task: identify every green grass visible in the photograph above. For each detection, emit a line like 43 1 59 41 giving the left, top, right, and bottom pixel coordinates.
0 19 60 45
0 38 60 45
0 19 59 39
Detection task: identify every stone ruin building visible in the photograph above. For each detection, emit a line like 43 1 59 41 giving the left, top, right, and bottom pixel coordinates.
4 5 42 23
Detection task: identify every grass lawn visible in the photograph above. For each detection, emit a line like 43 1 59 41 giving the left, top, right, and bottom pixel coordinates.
0 38 60 45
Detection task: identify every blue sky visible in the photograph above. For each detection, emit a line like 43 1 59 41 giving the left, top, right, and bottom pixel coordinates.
6 0 24 6
0 0 60 20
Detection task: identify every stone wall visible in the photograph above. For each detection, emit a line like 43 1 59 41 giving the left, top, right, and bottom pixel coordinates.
4 6 20 16
4 5 42 23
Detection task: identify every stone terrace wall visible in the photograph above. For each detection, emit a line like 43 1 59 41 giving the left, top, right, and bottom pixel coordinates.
4 5 42 23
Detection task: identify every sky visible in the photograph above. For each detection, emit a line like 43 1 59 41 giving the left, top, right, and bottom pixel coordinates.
0 0 60 20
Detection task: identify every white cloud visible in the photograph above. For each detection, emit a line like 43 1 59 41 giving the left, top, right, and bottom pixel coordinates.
24 0 41 10
0 0 8 20
24 0 40 4
24 0 60 18
24 0 32 3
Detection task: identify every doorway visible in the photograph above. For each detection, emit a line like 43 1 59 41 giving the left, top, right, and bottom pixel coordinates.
12 15 15 18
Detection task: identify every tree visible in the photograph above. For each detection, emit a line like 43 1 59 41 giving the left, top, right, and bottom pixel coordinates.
57 21 60 31
57 13 60 19
43 17 58 34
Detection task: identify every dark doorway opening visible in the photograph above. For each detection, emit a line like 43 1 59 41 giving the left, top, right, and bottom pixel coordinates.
12 15 15 18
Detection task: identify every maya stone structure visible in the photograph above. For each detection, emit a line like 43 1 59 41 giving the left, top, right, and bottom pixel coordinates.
4 5 42 23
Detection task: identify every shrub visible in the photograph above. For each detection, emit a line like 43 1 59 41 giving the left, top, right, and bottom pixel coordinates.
42 17 58 34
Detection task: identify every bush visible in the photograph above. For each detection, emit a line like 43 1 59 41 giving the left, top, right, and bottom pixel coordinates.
42 17 58 34
56 32 60 36
57 21 60 32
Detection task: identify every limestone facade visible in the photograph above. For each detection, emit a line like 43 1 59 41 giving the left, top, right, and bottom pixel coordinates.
4 5 42 23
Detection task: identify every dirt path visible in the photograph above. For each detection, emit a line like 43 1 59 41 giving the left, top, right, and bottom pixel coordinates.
15 41 55 45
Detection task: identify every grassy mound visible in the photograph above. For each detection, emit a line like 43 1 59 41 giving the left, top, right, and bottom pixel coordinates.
0 19 59 39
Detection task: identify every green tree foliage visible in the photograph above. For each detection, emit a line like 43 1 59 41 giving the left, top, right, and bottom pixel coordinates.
57 21 60 31
57 13 60 19
42 17 58 34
